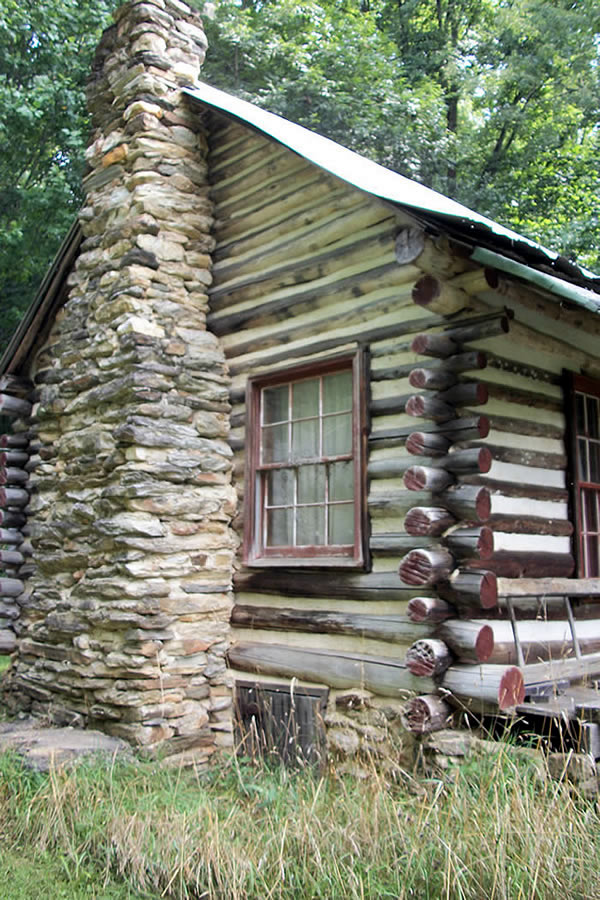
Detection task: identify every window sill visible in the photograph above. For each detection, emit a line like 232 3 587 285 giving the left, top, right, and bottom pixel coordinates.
245 555 365 569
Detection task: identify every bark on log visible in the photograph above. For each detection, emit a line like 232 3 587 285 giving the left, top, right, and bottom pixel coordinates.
406 639 453 677
0 487 29 508
0 578 24 597
444 526 494 560
404 506 457 537
404 466 454 493
369 533 426 554
408 367 457 391
445 315 511 345
412 275 469 316
407 596 454 623
399 548 456 587
406 432 452 457
465 552 575 579
231 605 429 644
0 395 32 418
405 394 456 422
437 447 493 475
442 664 524 710
0 510 27 529
0 434 29 449
0 467 28 486
439 382 489 407
436 485 491 522
402 694 453 734
436 620 494 663
439 569 498 609
227 641 435 697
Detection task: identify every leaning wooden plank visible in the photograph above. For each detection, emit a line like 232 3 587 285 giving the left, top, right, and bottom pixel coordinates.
231 605 429 644
227 641 435 697
233 570 413 601
441 664 525 709
402 694 453 734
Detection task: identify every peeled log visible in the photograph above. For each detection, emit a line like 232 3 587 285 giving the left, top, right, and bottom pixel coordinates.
404 466 454 493
444 350 487 373
0 578 24 597
409 367 457 391
399 548 455 587
406 639 452 677
442 664 525 710
439 382 489 407
437 620 494 663
407 596 454 623
438 447 492 475
437 415 490 441
0 451 28 467
0 487 29 508
439 569 498 610
405 394 455 422
0 434 29 449
0 395 31 418
445 526 494 560
465 552 575 579
445 315 511 345
402 694 453 734
404 506 457 537
412 275 469 316
436 485 491 522
406 431 451 457
0 467 28 485
0 510 27 528
483 618 600 665
411 332 458 359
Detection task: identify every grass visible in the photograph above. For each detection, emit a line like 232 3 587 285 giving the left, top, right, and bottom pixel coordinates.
0 742 598 899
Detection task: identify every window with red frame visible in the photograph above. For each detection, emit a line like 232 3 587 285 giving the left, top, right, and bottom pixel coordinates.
571 374 600 576
244 354 366 567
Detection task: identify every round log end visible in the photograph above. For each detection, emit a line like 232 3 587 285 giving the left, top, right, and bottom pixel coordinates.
478 415 490 439
478 447 493 474
498 667 525 709
404 467 427 492
412 274 439 307
404 506 456 537
475 487 491 522
395 227 425 265
411 334 429 355
479 526 495 560
405 394 426 418
484 268 499 289
408 368 429 390
406 432 425 456
475 624 494 663
480 571 498 608
474 351 487 370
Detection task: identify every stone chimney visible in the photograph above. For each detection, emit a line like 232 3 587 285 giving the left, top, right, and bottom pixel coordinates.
6 0 237 762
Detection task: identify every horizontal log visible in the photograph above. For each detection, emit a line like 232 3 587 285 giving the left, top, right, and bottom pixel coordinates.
438 382 488 407
465 551 575 579
0 529 24 545
441 664 524 710
444 526 494 560
231 605 428 643
439 569 498 610
0 467 29 486
445 315 511 345
436 620 494 663
490 516 573 537
0 374 33 397
0 629 16 654
497 577 600 598
404 507 457 537
436 415 490 441
0 434 29 449
0 487 29 508
0 451 29 467
0 510 27 529
399 548 455 587
436 485 491 522
402 694 453 734
408 367 457 392
234 570 409 601
406 432 451 457
478 618 600 665
0 550 24 567
367 458 412 479
412 275 469 316
521 651 600 694
369 533 428 554
407 596 454 623
227 641 435 697
0 395 32 418
411 332 458 359
437 447 492 475
0 578 24 597
370 393 412 416
443 350 487 373
406 639 453 677
404 466 454 493
405 393 456 422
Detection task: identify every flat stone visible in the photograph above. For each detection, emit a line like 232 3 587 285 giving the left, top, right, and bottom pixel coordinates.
0 718 131 771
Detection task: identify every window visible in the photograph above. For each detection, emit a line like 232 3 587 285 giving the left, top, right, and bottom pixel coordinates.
569 374 600 576
244 352 367 567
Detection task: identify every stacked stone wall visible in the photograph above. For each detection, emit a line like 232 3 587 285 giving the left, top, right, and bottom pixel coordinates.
4 0 236 762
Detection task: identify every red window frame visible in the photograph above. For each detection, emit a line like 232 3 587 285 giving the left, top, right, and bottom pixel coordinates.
243 351 368 568
569 373 600 577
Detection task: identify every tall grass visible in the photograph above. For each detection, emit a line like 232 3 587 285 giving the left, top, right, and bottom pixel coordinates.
0 742 598 899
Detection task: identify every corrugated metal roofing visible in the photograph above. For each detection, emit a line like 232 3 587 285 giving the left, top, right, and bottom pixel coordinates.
184 82 600 306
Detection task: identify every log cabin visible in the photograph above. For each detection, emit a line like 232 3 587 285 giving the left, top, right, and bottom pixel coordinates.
1 0 600 763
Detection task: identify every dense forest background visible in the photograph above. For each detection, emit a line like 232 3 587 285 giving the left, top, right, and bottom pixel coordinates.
1 0 599 352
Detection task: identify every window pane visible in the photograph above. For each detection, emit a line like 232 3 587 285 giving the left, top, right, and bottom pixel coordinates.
297 464 325 504
296 505 325 545
263 385 288 424
266 508 293 546
263 423 288 463
323 371 352 414
292 378 319 420
329 460 354 501
587 396 599 439
267 468 293 507
591 443 600 484
586 536 600 577
576 393 586 434
578 438 589 481
292 419 319 459
329 504 354 544
323 412 352 456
